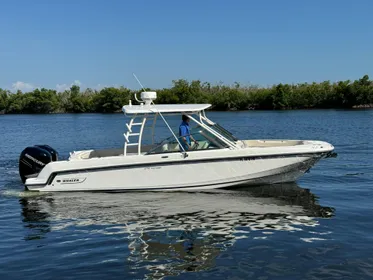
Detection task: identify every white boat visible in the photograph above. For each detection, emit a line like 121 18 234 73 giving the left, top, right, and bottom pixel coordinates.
18 91 334 192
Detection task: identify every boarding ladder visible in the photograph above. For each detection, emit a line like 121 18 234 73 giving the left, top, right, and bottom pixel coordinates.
123 114 157 156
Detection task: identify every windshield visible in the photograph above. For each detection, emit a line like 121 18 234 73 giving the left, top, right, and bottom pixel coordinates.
146 127 229 155
207 123 238 142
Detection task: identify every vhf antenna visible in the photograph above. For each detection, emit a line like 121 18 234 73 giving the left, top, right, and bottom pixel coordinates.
132 73 146 103
133 73 146 91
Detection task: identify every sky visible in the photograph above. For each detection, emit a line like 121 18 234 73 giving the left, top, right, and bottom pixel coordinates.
1 0 372 92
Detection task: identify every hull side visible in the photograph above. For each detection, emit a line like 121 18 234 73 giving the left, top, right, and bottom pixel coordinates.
27 155 322 192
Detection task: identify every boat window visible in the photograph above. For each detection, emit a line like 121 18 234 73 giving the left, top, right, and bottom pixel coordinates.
207 123 238 142
146 127 229 155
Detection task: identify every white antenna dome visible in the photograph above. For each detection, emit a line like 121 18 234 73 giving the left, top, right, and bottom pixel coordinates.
141 91 157 105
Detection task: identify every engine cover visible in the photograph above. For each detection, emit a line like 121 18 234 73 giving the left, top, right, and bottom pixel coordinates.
19 145 58 183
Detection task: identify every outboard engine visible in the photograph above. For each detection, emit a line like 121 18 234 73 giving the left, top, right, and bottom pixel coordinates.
19 145 59 183
34 145 59 161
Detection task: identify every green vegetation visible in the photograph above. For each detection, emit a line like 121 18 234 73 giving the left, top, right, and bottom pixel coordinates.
1 75 372 114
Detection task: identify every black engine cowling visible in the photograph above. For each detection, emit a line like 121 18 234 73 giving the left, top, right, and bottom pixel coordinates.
34 145 59 161
19 145 59 183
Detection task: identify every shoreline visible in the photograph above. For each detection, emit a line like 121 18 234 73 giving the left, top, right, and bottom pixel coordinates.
1 105 372 115
1 75 372 114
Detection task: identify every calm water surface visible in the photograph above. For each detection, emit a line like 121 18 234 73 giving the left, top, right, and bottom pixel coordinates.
0 110 372 279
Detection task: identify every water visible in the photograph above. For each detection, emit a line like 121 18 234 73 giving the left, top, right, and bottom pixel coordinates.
0 110 372 279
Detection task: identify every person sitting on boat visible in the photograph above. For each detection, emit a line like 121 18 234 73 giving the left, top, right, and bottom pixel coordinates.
179 115 198 151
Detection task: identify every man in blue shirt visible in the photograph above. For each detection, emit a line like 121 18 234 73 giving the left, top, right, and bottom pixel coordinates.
179 115 198 151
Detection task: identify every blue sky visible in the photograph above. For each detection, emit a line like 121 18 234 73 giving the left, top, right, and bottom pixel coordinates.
1 0 372 92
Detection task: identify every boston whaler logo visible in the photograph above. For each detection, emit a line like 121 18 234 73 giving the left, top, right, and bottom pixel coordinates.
59 177 86 184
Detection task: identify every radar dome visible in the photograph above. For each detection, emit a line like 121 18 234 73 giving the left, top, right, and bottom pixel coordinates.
141 91 157 105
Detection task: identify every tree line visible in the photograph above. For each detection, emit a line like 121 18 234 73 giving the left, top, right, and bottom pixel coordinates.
0 74 372 114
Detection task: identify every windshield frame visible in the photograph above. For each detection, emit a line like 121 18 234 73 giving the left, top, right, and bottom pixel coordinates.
207 123 238 142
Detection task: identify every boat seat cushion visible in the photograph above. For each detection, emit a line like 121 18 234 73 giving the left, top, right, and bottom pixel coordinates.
162 143 180 152
161 141 209 152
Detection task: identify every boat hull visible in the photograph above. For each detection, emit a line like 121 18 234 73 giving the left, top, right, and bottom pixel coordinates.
26 153 325 192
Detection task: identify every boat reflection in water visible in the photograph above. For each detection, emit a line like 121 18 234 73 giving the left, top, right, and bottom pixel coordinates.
19 183 334 278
